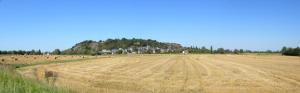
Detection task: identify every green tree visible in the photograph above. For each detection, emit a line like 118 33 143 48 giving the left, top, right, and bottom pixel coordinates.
52 49 61 55
201 46 210 53
234 49 239 54
282 47 299 56
210 46 213 54
281 46 287 53
30 50 36 55
239 49 244 54
296 47 300 56
217 48 225 54
37 50 42 55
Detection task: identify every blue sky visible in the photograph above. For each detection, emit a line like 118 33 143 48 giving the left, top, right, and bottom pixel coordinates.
0 0 299 51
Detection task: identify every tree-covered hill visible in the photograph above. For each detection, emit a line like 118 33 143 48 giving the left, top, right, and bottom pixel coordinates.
63 38 183 55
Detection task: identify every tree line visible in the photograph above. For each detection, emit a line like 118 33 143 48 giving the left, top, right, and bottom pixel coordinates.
0 50 43 55
281 46 300 56
186 46 280 54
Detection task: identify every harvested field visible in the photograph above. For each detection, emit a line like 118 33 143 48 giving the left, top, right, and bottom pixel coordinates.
0 55 93 65
19 55 300 93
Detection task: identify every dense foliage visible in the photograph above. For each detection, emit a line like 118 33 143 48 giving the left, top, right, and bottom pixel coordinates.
63 38 182 55
52 49 61 55
185 46 210 54
0 50 42 55
281 46 300 56
186 46 279 54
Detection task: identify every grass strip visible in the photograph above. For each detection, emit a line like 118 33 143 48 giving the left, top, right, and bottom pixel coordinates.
0 65 74 93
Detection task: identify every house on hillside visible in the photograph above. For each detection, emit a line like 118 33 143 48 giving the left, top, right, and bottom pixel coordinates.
111 49 119 55
182 50 189 55
101 49 112 55
160 49 168 53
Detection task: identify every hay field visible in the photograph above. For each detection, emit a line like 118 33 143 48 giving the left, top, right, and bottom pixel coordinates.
19 55 300 93
0 55 92 65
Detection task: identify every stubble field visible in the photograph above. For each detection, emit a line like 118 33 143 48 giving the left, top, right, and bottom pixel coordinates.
19 54 300 93
0 55 92 65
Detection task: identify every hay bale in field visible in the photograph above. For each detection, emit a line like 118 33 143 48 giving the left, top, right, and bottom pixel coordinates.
45 70 58 78
44 70 58 84
33 68 59 84
1 59 4 62
54 57 58 60
34 57 37 59
14 58 18 61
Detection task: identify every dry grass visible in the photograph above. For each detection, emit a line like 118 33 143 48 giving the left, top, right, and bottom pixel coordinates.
18 54 300 93
0 55 93 65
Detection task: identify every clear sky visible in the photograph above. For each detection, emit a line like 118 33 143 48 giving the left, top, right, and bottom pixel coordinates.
0 0 299 51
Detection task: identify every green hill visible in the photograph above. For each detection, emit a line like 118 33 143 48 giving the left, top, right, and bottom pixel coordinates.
63 38 182 55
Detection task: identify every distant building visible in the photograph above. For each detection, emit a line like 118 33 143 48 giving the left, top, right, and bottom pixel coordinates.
99 45 181 55
111 49 119 55
101 49 112 55
182 50 189 54
160 49 168 53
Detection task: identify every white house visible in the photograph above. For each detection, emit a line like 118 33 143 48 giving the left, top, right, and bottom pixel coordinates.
182 50 189 54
